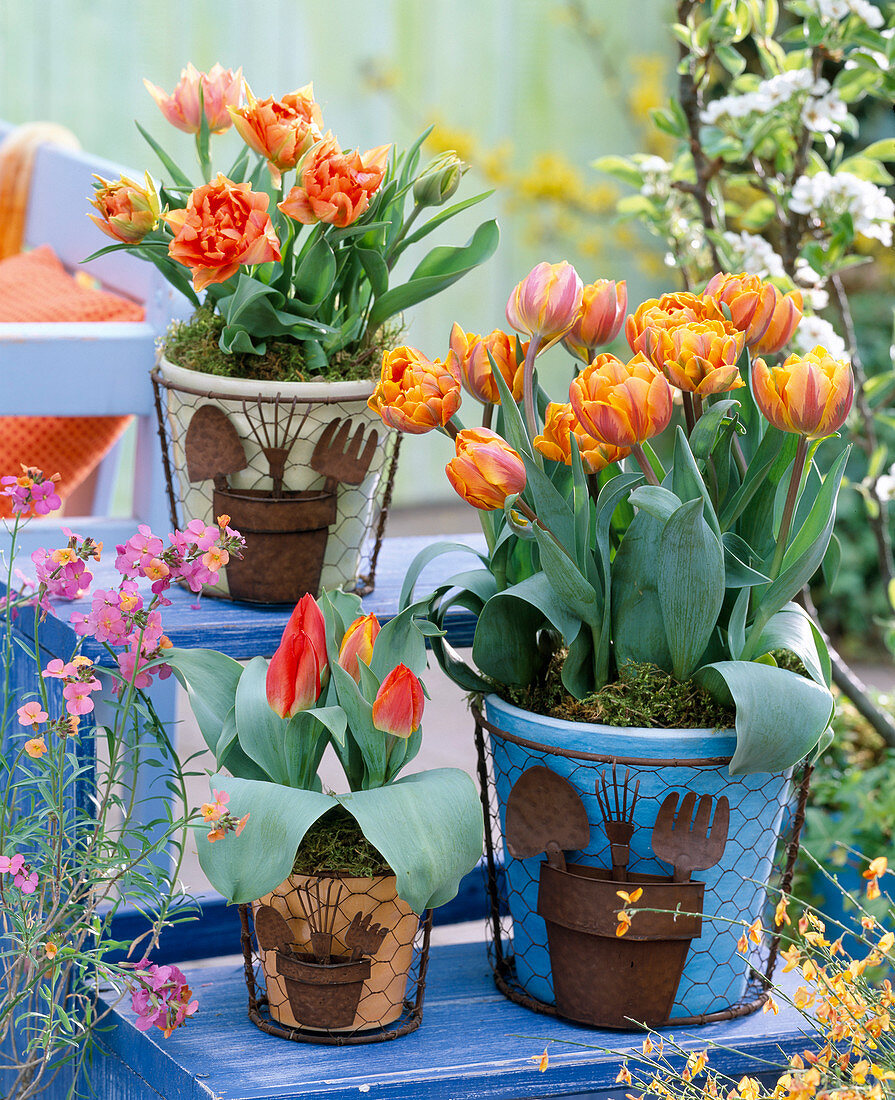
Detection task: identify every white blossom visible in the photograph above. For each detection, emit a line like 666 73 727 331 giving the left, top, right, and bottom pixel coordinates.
790 171 894 246
722 231 787 279
638 156 672 199
806 0 885 27
801 90 849 134
874 465 895 502
790 314 849 360
701 69 828 126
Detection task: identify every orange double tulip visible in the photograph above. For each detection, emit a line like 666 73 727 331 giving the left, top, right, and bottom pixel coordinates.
279 132 390 229
165 175 281 292
88 173 160 244
702 272 778 348
625 292 724 355
563 279 627 362
570 353 673 449
752 345 853 440
229 83 323 186
640 320 744 396
449 325 527 405
445 429 527 511
505 261 583 349
534 402 630 474
750 289 804 356
368 346 461 434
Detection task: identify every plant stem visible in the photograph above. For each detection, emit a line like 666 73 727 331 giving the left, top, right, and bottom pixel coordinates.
386 203 423 271
682 391 696 435
481 403 493 431
521 335 542 440
631 443 660 486
769 435 809 580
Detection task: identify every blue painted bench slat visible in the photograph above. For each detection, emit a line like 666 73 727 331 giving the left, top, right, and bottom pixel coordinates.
86 945 807 1100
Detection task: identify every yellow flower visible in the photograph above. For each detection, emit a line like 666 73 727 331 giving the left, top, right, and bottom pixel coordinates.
616 888 643 905
774 895 791 928
616 910 633 937
24 737 47 759
616 1065 633 1085
763 996 780 1015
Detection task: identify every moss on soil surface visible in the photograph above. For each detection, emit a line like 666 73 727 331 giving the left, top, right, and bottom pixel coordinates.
502 658 737 729
162 307 393 384
292 806 390 878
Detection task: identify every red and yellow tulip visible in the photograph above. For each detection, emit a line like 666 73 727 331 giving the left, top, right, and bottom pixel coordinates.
752 345 853 440
449 325 527 405
625 292 724 356
445 428 527 511
750 289 804 356
372 664 424 738
368 346 461 434
338 613 381 681
562 279 627 362
570 353 673 449
266 594 327 718
534 402 630 473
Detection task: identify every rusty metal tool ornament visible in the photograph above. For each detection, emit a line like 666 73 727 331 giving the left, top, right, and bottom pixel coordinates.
182 405 378 604
594 761 640 881
652 791 730 883
345 912 388 961
504 765 590 871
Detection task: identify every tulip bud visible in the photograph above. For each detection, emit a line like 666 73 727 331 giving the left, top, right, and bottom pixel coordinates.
87 172 161 244
506 261 583 349
338 614 381 681
372 664 424 738
752 345 853 440
450 324 527 405
570 353 673 449
265 594 328 718
702 272 777 349
414 152 467 208
750 289 804 356
368 346 461 434
144 63 243 134
563 280 627 362
445 428 527 511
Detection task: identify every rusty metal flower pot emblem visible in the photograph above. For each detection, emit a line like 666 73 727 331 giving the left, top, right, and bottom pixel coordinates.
184 403 377 604
505 764 729 1029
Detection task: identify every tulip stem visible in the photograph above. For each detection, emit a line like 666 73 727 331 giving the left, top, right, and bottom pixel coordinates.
732 436 748 480
693 394 704 422
386 203 423 271
522 336 543 440
682 391 696 436
481 404 494 431
514 498 567 556
631 444 660 486
769 435 809 580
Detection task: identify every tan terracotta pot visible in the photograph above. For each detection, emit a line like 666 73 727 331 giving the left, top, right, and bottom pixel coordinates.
253 872 419 1032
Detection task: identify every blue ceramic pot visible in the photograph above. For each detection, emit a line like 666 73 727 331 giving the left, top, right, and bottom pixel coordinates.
484 694 791 1020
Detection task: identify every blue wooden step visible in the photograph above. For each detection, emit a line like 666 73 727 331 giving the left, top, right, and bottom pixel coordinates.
84 943 808 1100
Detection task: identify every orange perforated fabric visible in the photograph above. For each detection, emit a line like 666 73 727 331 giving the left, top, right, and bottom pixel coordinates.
0 245 145 517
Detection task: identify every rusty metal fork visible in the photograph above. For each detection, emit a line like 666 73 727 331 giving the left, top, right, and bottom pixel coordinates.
311 417 378 493
651 791 730 883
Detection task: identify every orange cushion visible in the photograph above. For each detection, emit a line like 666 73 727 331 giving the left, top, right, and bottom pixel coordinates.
0 245 144 516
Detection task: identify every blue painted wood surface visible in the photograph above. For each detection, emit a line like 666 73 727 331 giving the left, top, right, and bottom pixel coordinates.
82 944 808 1100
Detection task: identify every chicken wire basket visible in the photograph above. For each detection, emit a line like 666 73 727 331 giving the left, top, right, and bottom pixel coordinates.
239 872 433 1045
151 363 401 603
472 701 811 1029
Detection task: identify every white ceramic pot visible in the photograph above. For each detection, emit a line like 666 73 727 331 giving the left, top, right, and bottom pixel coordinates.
156 356 395 597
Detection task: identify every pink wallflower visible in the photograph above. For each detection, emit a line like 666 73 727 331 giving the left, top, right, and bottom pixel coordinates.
129 960 198 1038
12 864 38 893
16 701 48 726
115 525 165 576
1 469 62 516
42 659 78 679
31 547 92 609
0 854 25 875
62 680 101 716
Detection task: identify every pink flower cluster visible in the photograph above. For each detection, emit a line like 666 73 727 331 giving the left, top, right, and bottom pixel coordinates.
199 789 249 843
0 468 62 516
129 959 198 1037
0 853 38 894
115 519 237 595
42 657 103 717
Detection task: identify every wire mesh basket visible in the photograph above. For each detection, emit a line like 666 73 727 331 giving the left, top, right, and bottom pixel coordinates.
472 699 811 1029
151 361 401 603
239 872 432 1045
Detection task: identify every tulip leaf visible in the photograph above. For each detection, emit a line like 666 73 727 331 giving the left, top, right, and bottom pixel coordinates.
213 705 273 782
292 235 337 306
370 604 430 680
696 661 834 775
628 485 681 524
399 541 489 610
489 349 534 459
366 219 499 330
234 657 293 785
671 427 721 538
165 647 244 757
330 662 386 789
531 525 600 625
561 623 597 698
355 247 389 300
752 605 831 687
281 709 336 790
721 531 771 588
688 399 740 461
726 587 750 660
396 191 495 253
611 510 674 673
719 426 786 531
338 769 483 913
658 499 726 680
136 122 193 190
197 774 336 903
